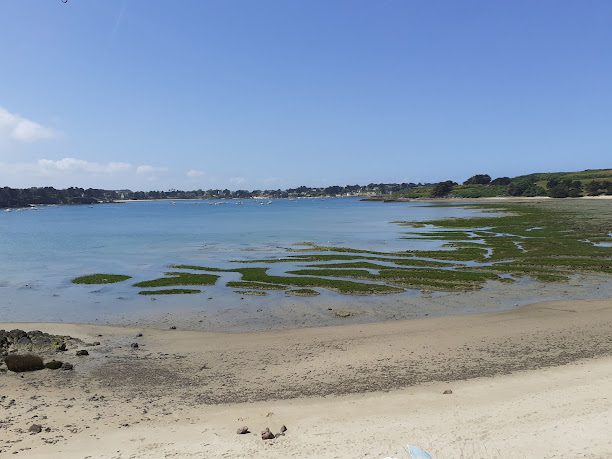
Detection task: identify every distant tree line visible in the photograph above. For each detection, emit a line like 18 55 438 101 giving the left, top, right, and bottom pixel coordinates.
1 174 610 208
0 182 425 208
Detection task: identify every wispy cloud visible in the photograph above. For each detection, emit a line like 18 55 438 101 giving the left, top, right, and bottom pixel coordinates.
0 157 170 180
187 169 205 178
38 158 131 174
229 176 246 185
136 164 168 175
0 106 59 142
109 1 127 42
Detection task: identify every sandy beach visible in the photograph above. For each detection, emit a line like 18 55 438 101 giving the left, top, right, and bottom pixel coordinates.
2 298 612 458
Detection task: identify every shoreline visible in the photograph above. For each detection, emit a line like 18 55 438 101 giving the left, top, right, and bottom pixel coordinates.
3 194 611 210
2 298 612 457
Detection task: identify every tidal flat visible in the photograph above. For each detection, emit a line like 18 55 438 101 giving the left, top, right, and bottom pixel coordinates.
1 198 610 330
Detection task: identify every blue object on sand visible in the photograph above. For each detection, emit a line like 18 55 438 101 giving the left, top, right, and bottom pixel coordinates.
406 445 433 459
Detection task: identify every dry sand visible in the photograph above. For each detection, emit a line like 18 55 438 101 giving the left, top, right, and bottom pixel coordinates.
2 298 612 458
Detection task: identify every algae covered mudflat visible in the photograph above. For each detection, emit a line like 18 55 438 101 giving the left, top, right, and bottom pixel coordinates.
72 274 132 285
110 200 611 296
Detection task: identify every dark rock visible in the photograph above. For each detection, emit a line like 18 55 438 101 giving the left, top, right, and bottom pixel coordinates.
30 336 52 349
169 326 177 330
28 424 42 434
4 354 44 372
130 343 139 349
76 350 89 356
236 426 249 434
443 389 453 395
92 341 101 346
44 360 63 370
8 329 27 342
136 333 143 337
55 342 67 352
16 336 32 347
261 427 275 440
280 425 287 433
61 362 74 370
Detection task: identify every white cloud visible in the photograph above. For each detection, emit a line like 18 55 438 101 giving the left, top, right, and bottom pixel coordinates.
37 158 132 174
187 169 205 178
136 164 168 174
0 106 58 142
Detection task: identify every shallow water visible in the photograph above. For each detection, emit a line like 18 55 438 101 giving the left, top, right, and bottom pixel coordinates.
1 198 610 329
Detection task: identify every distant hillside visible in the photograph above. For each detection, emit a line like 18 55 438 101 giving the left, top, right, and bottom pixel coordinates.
513 169 612 190
388 168 612 199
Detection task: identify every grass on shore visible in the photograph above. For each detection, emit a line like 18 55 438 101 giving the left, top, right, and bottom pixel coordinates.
72 274 131 284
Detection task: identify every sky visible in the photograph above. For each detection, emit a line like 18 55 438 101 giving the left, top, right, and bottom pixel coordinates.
0 0 611 191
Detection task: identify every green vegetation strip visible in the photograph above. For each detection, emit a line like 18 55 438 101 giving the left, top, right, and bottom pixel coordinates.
286 288 320 296
139 289 201 295
133 272 219 288
169 265 403 295
72 274 131 284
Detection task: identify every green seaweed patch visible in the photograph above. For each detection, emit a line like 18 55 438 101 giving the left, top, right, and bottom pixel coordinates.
226 281 286 290
139 289 201 295
287 267 502 291
236 267 403 295
134 272 219 288
235 290 267 296
170 265 227 272
286 288 320 296
72 274 131 285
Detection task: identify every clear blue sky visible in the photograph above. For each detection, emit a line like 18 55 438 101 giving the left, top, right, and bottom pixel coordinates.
0 0 610 190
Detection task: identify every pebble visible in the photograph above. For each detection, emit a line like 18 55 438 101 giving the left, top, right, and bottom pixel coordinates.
236 426 249 434
261 427 275 440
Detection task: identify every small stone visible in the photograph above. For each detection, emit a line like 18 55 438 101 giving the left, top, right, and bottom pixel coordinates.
280 425 287 433
334 309 354 318
130 343 139 349
136 333 143 337
76 350 89 356
61 362 74 370
44 360 63 370
55 342 67 352
236 426 249 434
29 424 42 434
261 427 275 440
443 389 453 395
92 341 101 346
169 326 177 330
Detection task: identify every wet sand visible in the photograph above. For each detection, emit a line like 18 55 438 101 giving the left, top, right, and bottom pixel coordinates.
2 298 612 457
